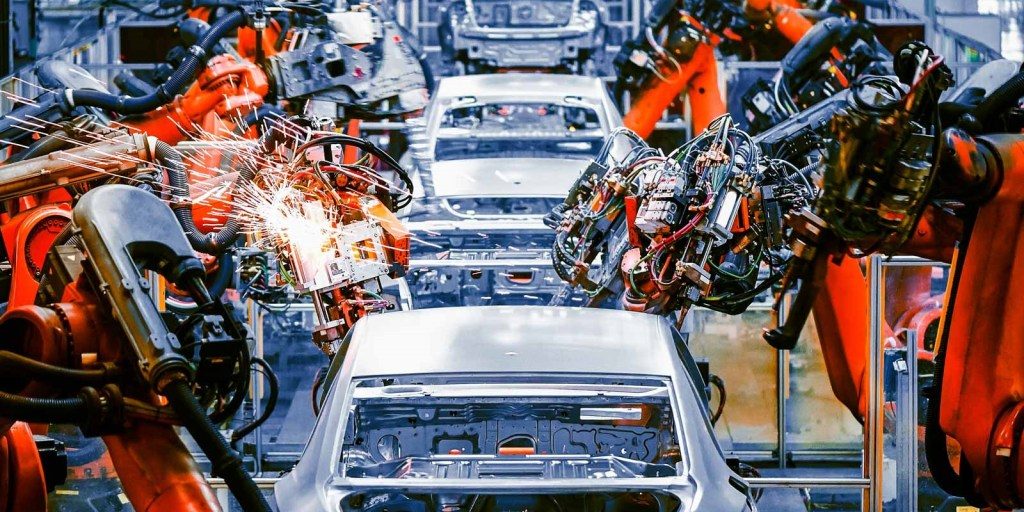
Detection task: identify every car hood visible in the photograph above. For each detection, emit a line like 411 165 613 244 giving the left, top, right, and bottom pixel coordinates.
429 158 585 198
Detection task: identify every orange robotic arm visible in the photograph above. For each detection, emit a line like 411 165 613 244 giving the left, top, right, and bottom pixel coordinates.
928 132 1024 507
744 0 815 45
622 35 726 138
0 184 272 512
810 206 960 421
188 6 289 61
124 54 269 144
618 0 816 140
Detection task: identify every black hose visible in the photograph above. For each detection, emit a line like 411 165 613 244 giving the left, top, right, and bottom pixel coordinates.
237 104 285 137
0 390 88 424
163 379 271 512
112 71 157 97
155 140 249 255
293 134 415 210
0 351 117 386
709 374 726 426
923 213 976 498
964 69 1024 132
273 15 291 51
203 313 250 426
230 357 279 443
9 129 70 163
68 11 247 115
310 366 327 417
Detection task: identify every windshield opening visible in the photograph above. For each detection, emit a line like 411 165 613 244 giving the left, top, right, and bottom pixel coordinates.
340 375 682 480
434 137 603 160
441 102 602 133
472 0 576 28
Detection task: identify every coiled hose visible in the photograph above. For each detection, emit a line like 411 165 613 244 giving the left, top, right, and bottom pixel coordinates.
67 10 247 115
163 379 271 512
154 140 252 255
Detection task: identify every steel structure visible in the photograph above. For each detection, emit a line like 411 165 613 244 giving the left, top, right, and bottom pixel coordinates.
3 0 1005 114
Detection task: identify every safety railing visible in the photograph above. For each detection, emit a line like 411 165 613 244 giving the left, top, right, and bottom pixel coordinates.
3 0 1008 116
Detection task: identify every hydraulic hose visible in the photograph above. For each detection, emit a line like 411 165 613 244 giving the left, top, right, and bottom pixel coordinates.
0 390 88 424
112 71 157 97
155 140 249 255
163 379 272 512
237 104 285 137
230 357 278 443
924 213 975 498
67 11 247 115
964 68 1024 132
709 374 726 426
0 351 117 385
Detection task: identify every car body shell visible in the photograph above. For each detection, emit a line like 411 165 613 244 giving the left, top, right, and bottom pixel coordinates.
273 306 752 511
399 74 623 308
438 0 606 71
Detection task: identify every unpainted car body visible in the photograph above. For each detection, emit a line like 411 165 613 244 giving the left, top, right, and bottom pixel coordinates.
400 74 623 308
438 0 606 73
274 306 754 511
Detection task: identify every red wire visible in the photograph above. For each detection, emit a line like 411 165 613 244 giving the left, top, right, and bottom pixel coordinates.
904 55 945 108
651 211 706 253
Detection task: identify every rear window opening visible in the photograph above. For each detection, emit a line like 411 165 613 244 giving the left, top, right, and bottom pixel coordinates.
340 491 683 512
340 376 684 480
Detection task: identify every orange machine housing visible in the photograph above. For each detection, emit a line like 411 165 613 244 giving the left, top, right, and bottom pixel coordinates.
936 134 1024 507
125 54 268 145
622 29 725 138
622 5 814 139
807 130 1024 507
0 191 73 308
0 272 222 512
189 7 288 61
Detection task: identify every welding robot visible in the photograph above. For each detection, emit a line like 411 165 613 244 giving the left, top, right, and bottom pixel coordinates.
613 0 818 139
760 41 1024 508
545 119 816 325
171 0 433 119
741 15 891 135
0 6 265 312
0 112 412 510
112 16 274 145
238 116 413 356
0 181 274 511
545 22 892 328
0 0 425 303
0 9 414 503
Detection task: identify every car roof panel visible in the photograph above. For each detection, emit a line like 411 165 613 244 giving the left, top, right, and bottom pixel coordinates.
347 306 679 378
